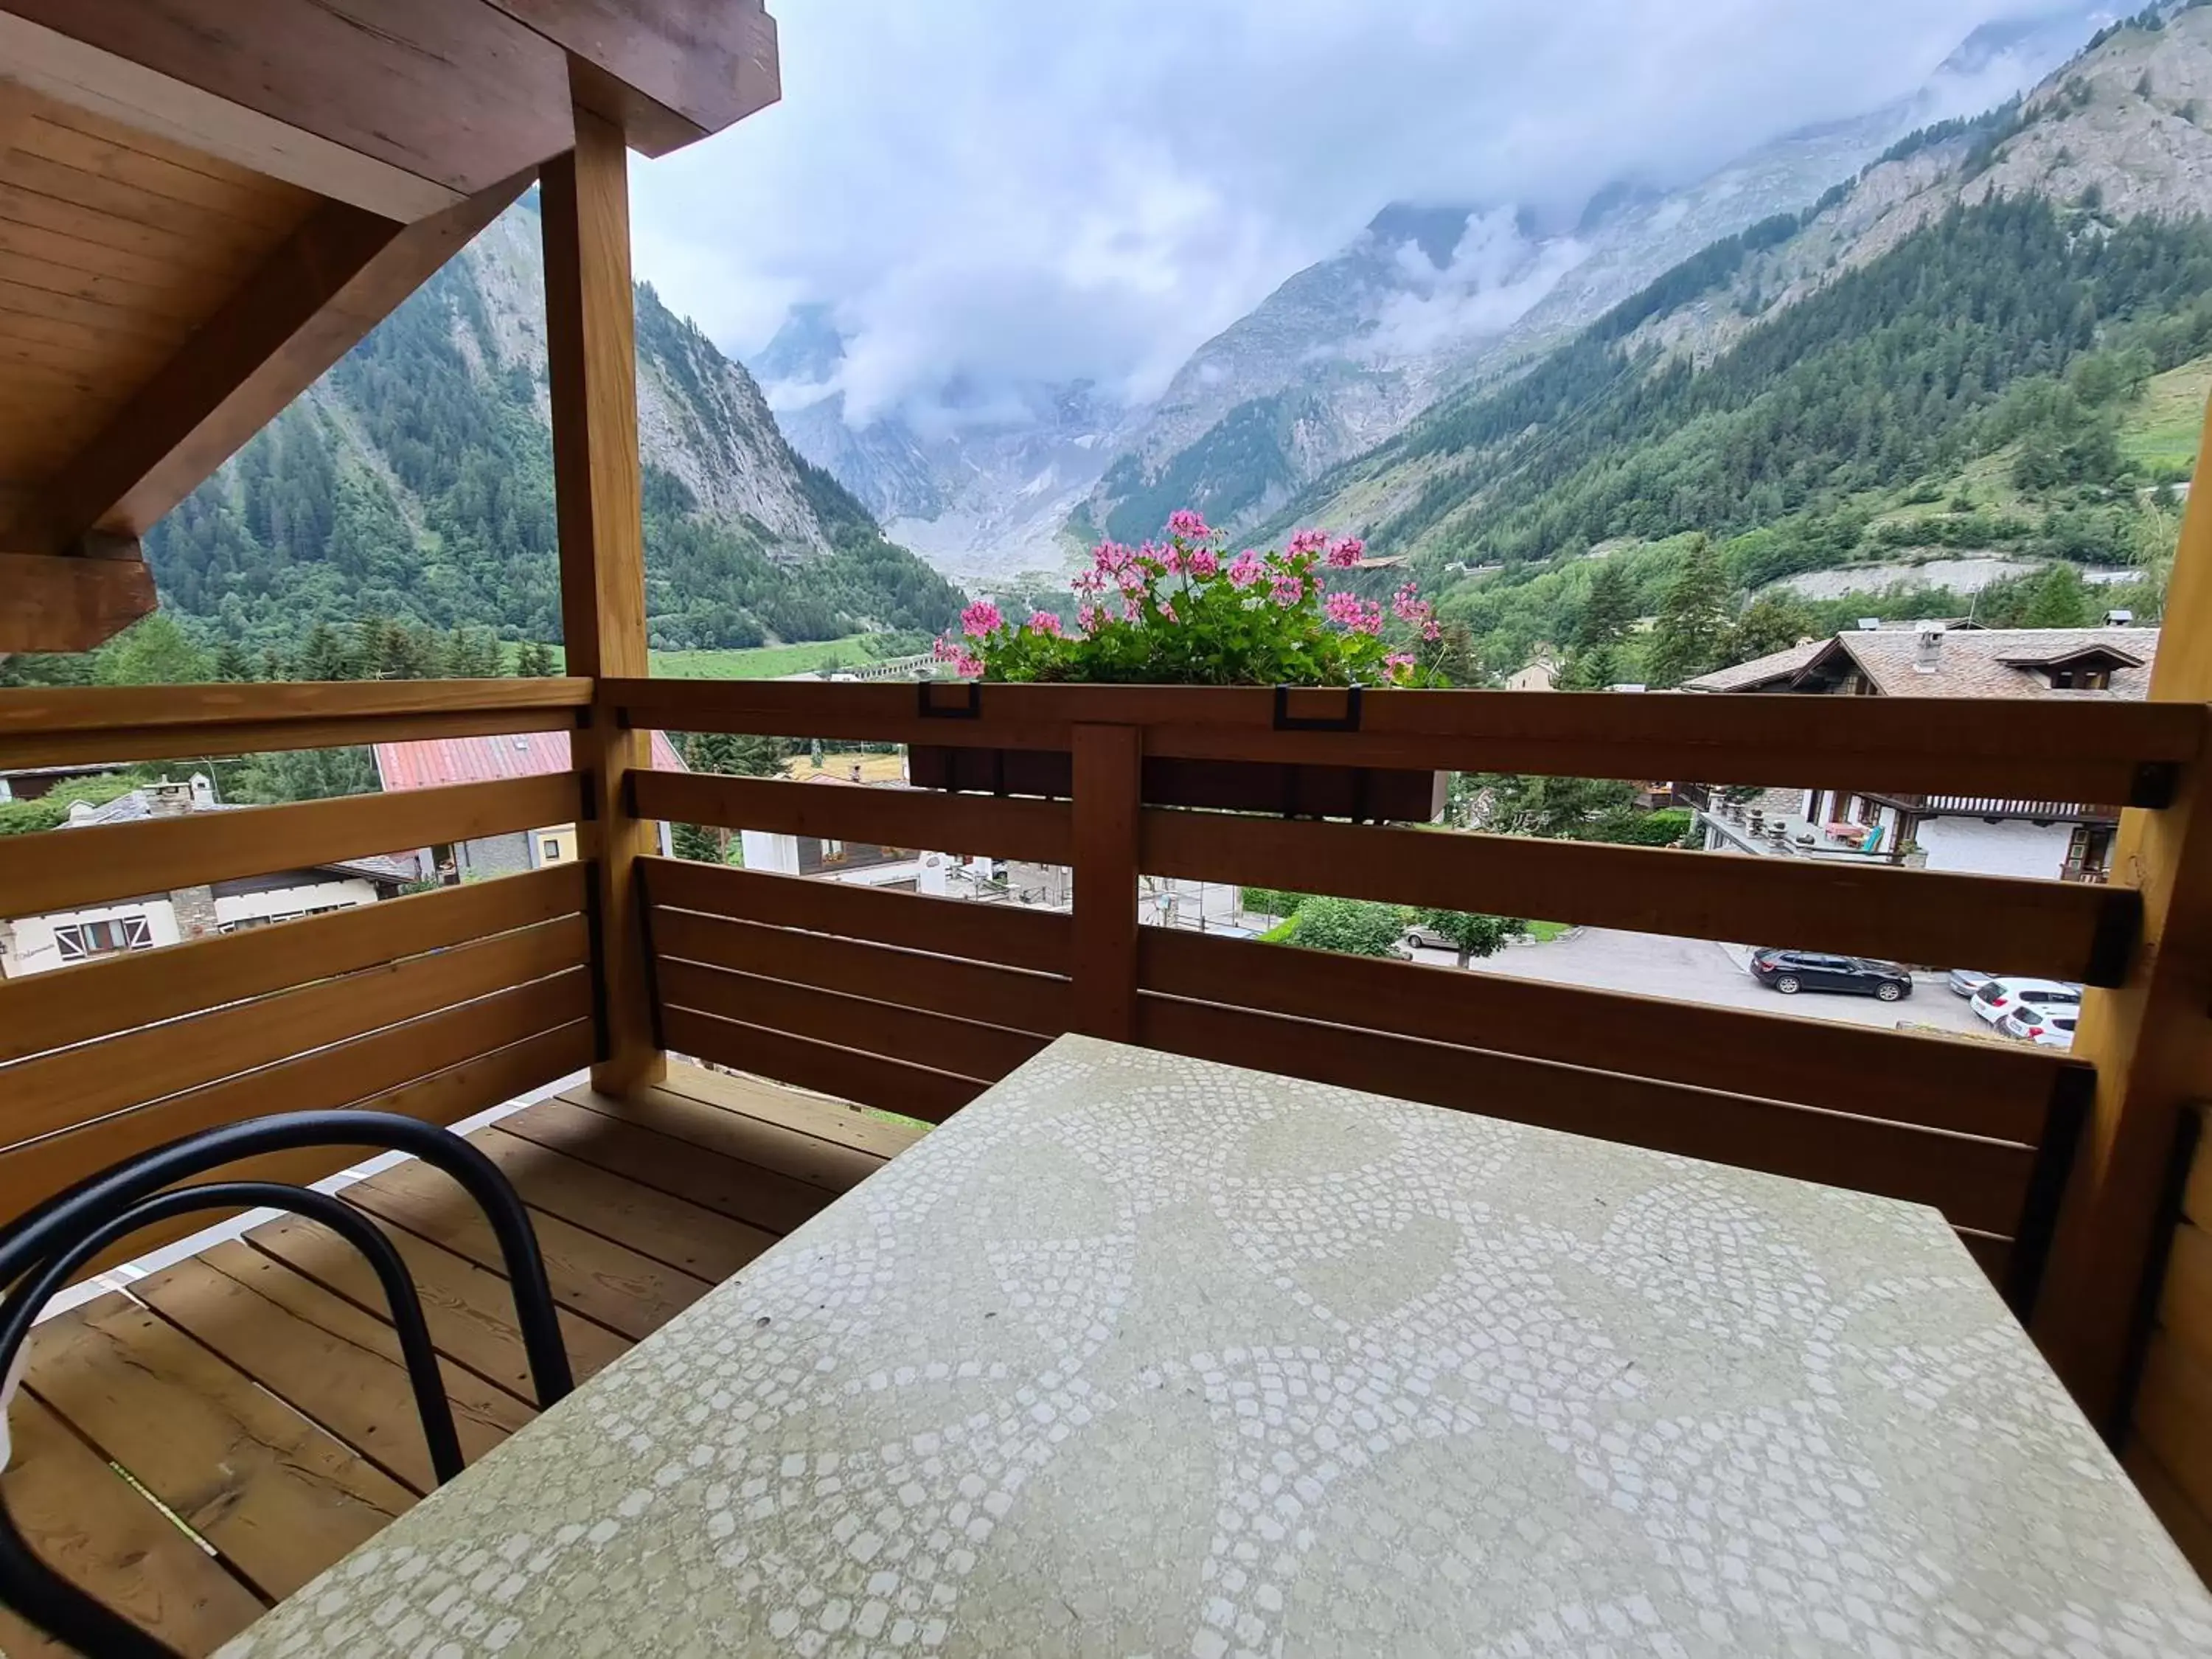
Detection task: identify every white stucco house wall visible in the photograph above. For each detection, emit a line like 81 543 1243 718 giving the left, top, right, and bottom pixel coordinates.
0 776 416 979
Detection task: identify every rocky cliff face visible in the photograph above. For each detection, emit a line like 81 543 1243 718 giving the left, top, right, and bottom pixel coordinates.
753 307 1116 582
145 196 961 650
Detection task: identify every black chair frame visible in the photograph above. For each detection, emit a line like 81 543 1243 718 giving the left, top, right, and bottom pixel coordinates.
0 1111 574 1659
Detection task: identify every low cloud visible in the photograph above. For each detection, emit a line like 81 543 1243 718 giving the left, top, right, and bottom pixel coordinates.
630 1 2105 423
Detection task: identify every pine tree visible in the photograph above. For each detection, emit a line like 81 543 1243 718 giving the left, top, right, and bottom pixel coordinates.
670 821 725 863
298 621 358 681
212 641 257 682
2024 563 2093 627
1573 559 1636 650
515 641 557 677
1644 537 1734 687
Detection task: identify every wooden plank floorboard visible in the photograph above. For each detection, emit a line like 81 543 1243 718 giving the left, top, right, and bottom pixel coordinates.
23 1295 415 1603
0 1392 268 1657
196 1237 540 1431
243 1212 632 1393
563 1078 915 1197
498 1093 852 1236
133 1256 516 1497
469 1124 777 1281
4 1065 899 1655
341 1160 713 1341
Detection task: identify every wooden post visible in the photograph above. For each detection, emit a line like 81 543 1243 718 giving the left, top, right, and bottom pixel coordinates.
2035 407 2212 1424
540 98 664 1096
1072 723 1141 1042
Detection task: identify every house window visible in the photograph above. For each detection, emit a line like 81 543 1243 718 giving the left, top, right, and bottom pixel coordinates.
819 838 846 864
53 915 153 961
542 838 563 861
2049 666 2112 691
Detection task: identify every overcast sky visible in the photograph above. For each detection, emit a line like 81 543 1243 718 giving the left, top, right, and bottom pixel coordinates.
627 1 2104 422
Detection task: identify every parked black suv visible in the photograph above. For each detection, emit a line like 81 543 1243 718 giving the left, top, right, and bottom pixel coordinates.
1750 949 1913 1002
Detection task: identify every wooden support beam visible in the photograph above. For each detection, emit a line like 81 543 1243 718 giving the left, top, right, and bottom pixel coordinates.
0 544 153 653
542 100 661 1096
1072 723 1141 1042
2037 400 2212 1425
8 175 531 557
483 1 782 156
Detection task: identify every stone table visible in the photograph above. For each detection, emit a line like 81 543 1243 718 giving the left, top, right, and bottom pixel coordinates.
221 1034 2212 1657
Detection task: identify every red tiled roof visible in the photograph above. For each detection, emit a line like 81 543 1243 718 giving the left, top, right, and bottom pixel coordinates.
373 727 684 791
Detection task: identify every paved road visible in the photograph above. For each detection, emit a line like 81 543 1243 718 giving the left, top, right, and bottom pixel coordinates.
1403 927 1992 1040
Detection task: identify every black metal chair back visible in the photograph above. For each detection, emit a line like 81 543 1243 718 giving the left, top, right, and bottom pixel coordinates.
0 1111 574 1659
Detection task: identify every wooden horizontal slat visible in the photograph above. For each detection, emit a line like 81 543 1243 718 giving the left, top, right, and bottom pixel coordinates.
606 678 2203 804
633 769 1073 864
654 906 1074 1037
0 771 577 917
1133 994 2034 1235
0 675 590 736
1141 810 2134 986
0 917 587 1150
641 855 1072 975
1137 928 2070 1143
658 958 1046 1083
0 703 584 771
2160 1221 2212 1376
0 982 590 1243
2185 1107 2212 1231
662 1006 983 1125
2135 1329 2212 1527
0 862 585 1064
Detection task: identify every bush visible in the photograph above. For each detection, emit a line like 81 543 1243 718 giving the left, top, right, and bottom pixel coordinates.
1287 897 1404 958
1241 886 1306 920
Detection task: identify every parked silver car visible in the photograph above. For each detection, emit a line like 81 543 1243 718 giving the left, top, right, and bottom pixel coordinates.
1947 967 1994 998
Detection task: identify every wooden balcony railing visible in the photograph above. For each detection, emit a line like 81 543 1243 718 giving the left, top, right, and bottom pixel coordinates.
0 671 2201 1421
0 678 601 1276
610 678 2208 1328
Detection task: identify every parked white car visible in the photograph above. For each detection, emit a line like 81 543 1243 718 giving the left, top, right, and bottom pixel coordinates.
1971 977 2082 1026
1997 1004 2078 1049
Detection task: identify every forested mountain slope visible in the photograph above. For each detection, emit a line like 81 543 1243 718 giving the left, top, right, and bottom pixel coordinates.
146 198 962 654
1261 4 2212 681
1075 6 2105 547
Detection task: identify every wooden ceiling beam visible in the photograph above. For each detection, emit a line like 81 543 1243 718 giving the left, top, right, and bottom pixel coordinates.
0 10 459 221
0 1 574 209
0 544 155 654
9 170 534 557
484 1 782 156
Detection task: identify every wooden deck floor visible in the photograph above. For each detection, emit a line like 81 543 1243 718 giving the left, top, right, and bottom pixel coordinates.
0 1062 923 1658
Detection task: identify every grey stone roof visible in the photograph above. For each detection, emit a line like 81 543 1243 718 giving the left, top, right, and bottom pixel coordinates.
1686 627 2160 700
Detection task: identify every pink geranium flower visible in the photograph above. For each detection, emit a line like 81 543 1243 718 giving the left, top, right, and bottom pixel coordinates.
1188 546 1220 579
1326 536 1365 568
1226 550 1265 589
1270 572 1305 607
1285 528 1329 557
1166 508 1211 540
960 599 1004 639
1027 610 1063 636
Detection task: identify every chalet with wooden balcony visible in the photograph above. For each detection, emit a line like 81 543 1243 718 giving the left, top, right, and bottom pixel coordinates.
3 3 2212 1653
1685 622 2160 883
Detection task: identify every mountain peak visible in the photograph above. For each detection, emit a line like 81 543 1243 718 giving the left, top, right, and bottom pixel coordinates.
1363 204 1481 269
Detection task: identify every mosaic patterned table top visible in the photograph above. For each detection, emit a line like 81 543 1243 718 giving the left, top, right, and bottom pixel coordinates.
223 1035 2212 1658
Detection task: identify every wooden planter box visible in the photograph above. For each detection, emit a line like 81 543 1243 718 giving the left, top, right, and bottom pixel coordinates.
907 744 1445 821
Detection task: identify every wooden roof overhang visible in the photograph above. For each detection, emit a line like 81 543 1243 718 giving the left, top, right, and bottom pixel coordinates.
0 0 780 653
